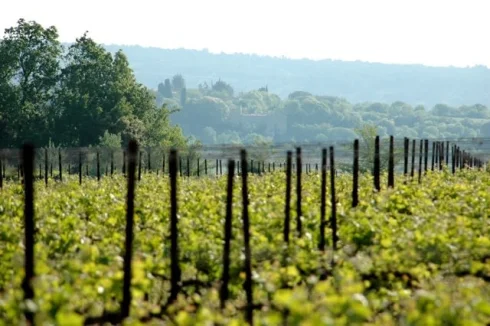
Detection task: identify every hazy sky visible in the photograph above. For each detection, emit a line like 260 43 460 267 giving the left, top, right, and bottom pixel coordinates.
1 0 489 67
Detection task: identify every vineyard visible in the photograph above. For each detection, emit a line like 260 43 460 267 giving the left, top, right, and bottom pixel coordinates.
1 137 490 325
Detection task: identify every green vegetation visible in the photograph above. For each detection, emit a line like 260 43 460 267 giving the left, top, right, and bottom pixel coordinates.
0 19 187 149
162 78 490 144
1 169 490 325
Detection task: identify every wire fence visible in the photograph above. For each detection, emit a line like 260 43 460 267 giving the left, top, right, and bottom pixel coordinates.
0 137 487 182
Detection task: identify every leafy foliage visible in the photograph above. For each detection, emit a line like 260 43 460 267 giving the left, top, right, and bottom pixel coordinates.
0 20 187 149
1 168 490 324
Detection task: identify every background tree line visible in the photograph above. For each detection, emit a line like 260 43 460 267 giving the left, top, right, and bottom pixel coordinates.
153 74 490 145
0 19 187 149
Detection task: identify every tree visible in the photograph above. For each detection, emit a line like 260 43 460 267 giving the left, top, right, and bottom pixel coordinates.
180 87 187 107
0 18 62 147
211 79 234 98
172 74 186 92
0 20 188 149
142 104 186 148
163 79 173 98
55 34 119 146
56 33 185 147
157 82 165 95
99 131 122 148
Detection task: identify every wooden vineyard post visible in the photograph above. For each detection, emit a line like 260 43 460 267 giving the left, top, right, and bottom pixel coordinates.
456 147 460 170
452 145 455 171
220 160 235 308
452 145 456 174
240 149 253 326
45 148 48 187
296 147 302 237
162 152 165 176
330 146 338 254
437 142 441 169
424 139 429 174
284 151 292 244
446 141 450 166
79 152 82 185
197 158 200 177
22 143 35 325
179 158 182 177
111 151 114 176
123 151 126 176
216 159 219 176
439 142 444 170
148 150 151 173
411 139 416 178
434 142 438 169
374 136 380 192
403 137 409 176
58 149 62 182
0 158 2 189
138 152 142 181
121 140 138 319
388 135 394 188
431 141 435 171
220 159 223 176
319 148 327 250
97 151 101 182
418 139 423 183
169 149 181 302
187 157 190 178
205 159 207 175
461 150 464 170
353 140 359 208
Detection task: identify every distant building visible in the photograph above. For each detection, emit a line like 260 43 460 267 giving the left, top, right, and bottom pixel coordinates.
228 108 287 137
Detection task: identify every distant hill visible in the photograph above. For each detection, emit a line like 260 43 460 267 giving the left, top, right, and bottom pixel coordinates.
103 45 490 108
